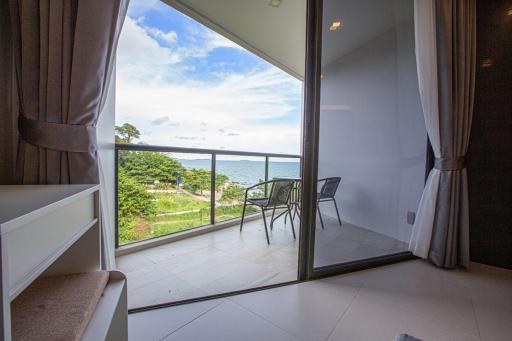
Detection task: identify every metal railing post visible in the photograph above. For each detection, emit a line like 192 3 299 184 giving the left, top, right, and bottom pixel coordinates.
114 147 119 248
210 153 216 225
264 156 269 196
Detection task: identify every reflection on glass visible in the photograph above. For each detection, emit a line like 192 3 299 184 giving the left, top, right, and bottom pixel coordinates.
314 0 426 267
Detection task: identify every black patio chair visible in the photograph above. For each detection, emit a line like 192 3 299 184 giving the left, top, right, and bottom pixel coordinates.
240 179 296 244
316 177 342 229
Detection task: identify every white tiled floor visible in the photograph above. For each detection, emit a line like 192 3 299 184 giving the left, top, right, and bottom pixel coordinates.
313 217 408 267
128 259 512 341
117 215 408 308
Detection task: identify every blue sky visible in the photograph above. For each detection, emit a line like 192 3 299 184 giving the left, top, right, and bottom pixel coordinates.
116 0 302 155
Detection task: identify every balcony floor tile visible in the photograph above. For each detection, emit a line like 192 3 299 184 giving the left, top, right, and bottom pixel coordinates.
117 216 409 309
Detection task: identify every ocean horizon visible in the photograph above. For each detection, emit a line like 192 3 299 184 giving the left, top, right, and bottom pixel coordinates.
178 159 300 187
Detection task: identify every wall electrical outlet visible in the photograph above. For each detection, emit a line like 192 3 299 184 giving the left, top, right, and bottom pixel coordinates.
407 211 416 225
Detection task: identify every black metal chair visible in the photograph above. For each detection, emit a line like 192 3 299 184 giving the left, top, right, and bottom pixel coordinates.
317 177 342 229
240 179 296 244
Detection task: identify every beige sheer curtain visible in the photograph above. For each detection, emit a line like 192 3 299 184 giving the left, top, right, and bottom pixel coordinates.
410 0 476 268
9 0 129 268
409 0 441 261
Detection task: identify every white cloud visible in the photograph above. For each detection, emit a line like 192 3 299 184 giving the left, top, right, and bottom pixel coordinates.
127 0 163 17
175 136 198 140
117 17 181 84
146 26 178 45
117 16 245 85
151 116 170 125
206 30 243 50
174 23 244 60
116 15 302 155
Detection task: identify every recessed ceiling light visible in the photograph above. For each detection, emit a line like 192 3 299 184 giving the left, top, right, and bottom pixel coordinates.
329 20 342 31
269 0 282 8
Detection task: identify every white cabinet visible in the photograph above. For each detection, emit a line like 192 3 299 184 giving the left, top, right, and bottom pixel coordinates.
0 185 127 340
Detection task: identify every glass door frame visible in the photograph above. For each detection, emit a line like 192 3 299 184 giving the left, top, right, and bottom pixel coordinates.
298 0 415 282
126 0 419 313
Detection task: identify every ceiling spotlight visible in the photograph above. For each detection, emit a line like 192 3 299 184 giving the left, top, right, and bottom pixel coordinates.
329 20 342 31
269 0 282 8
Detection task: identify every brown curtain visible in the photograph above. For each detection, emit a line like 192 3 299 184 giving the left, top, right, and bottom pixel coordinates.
428 0 476 268
9 0 128 184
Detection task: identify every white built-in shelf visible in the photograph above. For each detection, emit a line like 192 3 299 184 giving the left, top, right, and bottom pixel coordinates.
0 185 127 340
0 185 99 228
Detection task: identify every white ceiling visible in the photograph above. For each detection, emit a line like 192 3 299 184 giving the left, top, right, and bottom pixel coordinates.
164 0 307 80
322 0 414 67
162 0 413 80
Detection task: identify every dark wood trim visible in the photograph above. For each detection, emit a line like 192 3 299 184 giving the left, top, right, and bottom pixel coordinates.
468 0 512 269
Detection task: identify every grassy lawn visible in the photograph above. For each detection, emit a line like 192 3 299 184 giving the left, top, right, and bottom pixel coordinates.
215 205 258 223
119 191 258 245
152 209 211 236
153 191 210 212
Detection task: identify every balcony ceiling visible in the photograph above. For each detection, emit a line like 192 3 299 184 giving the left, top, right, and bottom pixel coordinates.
322 0 413 68
163 0 412 79
163 0 306 80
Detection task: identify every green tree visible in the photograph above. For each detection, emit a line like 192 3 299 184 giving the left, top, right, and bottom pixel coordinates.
117 168 156 243
220 183 245 204
117 168 156 218
115 123 140 144
182 169 229 195
183 168 210 195
215 173 229 191
120 151 185 184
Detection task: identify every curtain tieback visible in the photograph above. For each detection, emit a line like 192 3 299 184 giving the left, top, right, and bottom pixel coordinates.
18 115 97 153
434 157 465 171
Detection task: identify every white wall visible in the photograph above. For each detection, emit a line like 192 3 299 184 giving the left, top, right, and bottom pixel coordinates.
97 67 116 265
318 19 426 242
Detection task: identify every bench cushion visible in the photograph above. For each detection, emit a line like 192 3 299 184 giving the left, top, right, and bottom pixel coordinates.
12 271 109 341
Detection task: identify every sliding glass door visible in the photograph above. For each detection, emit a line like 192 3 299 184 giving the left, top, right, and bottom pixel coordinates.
306 0 427 272
115 0 307 310
114 0 428 309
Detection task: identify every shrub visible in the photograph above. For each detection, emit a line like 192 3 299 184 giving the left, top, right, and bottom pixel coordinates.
118 168 156 218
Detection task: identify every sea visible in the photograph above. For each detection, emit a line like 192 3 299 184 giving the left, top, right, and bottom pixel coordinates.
178 159 300 187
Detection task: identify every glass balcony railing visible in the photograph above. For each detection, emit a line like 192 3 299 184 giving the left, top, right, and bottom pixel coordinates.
115 143 301 247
